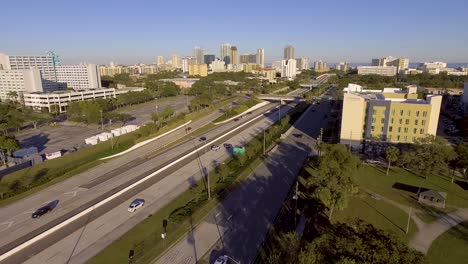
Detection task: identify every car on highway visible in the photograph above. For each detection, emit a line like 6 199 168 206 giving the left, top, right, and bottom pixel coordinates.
213 255 228 264
247 111 252 114
32 199 59 218
199 136 207 141
234 118 239 121
128 198 145 212
223 143 232 149
211 145 220 151
241 115 246 119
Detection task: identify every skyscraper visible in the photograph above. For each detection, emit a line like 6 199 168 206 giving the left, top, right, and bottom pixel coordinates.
230 46 238 65
194 47 204 65
256 48 265 67
296 57 310 70
156 56 165 66
220 43 231 65
314 60 329 72
172 54 180 68
284 45 295 60
281 59 297 78
204 54 215 65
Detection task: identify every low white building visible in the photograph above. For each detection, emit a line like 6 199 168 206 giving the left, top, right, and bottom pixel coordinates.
24 88 144 113
210 59 226 72
357 66 397 76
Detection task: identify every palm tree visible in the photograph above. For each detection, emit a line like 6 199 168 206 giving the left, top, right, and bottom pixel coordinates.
385 146 400 175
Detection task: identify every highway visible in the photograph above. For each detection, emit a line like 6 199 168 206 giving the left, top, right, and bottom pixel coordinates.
156 90 334 264
0 102 286 264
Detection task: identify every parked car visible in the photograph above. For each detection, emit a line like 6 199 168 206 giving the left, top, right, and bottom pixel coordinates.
128 198 145 212
32 200 59 218
214 255 228 264
211 145 220 151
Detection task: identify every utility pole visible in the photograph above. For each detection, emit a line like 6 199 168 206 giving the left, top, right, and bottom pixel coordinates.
100 110 104 130
278 99 281 121
293 181 299 227
406 207 412 234
206 166 211 201
263 128 266 155
317 128 323 156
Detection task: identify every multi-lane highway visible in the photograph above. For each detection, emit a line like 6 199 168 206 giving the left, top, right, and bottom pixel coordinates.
0 101 289 264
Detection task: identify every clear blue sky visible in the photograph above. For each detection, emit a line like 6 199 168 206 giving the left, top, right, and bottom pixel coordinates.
2 0 467 64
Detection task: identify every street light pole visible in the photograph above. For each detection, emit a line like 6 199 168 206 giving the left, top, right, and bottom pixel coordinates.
225 255 241 264
100 110 103 130
263 128 266 155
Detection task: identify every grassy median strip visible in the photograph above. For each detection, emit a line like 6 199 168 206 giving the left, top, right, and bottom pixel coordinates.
87 116 293 264
212 98 260 123
0 97 237 207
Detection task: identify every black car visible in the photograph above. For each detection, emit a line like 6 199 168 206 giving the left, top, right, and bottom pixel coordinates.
223 143 233 149
199 136 207 141
32 200 59 218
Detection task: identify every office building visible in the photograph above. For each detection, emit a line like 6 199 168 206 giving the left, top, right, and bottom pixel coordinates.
296 57 310 70
260 68 276 82
357 66 397 76
156 56 165 66
0 53 59 91
204 54 215 65
281 59 297 78
256 49 265 67
220 43 232 65
0 69 43 101
182 57 197 73
243 63 260 72
140 65 158 75
284 45 295 60
194 47 204 65
55 64 101 91
99 65 129 76
340 84 442 149
210 59 226 72
24 87 144 113
172 54 180 68
230 46 238 65
372 56 409 71
314 60 329 72
336 62 350 72
188 64 208 77
240 54 250 64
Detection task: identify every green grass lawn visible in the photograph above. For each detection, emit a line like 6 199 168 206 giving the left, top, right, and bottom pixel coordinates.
333 191 418 242
427 221 468 264
355 164 468 210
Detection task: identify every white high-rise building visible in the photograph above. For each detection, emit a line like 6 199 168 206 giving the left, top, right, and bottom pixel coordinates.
210 59 226 72
314 60 329 72
182 58 189 73
194 47 204 65
281 59 297 78
256 48 265 67
0 69 43 101
156 56 165 66
220 43 232 64
296 57 310 70
336 62 350 72
0 53 58 91
172 54 180 68
55 64 101 91
372 56 409 71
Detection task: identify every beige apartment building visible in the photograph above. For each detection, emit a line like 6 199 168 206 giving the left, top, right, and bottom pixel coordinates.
340 84 442 149
188 64 208 77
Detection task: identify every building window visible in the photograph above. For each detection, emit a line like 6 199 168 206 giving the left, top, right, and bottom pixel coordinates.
398 127 401 132
416 111 420 117
421 120 426 126
404 136 408 141
397 135 400 141
372 118 376 123
405 119 409 125
388 135 392 140
407 110 411 116
372 109 376 115
404 127 408 133
400 110 404 116
412 137 415 142
420 128 424 134
381 127 384 132
423 111 427 117
413 128 417 133
381 118 385 124
391 118 394 124
391 109 395 116
371 126 375 131
399 119 402 124
415 120 418 125
389 126 393 132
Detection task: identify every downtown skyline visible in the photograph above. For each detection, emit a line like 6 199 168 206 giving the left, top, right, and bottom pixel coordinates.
2 0 468 64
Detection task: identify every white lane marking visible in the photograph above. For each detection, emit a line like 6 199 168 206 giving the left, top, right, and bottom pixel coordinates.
64 188 83 198
0 221 14 231
0 108 286 261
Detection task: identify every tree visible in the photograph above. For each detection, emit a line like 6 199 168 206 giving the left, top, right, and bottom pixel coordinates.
215 163 229 182
160 106 174 120
0 135 20 159
151 112 160 124
385 146 399 175
6 91 18 102
297 220 427 264
403 136 456 179
455 143 468 181
300 144 359 220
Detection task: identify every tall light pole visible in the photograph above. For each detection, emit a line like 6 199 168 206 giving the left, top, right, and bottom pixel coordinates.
100 110 104 130
263 128 266 155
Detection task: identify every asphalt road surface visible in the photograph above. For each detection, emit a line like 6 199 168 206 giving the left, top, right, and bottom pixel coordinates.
155 93 334 264
0 102 280 264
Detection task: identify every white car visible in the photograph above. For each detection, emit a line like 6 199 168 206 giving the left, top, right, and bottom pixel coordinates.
214 255 228 264
211 145 220 151
128 198 145 212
